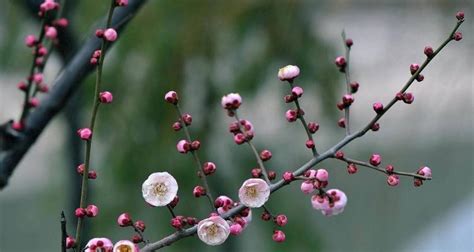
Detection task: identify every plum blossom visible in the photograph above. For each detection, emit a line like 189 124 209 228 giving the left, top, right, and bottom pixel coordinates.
85 238 113 252
238 178 270 208
311 189 347 216
142 172 178 206
221 93 242 110
197 216 230 246
278 65 300 81
113 240 139 252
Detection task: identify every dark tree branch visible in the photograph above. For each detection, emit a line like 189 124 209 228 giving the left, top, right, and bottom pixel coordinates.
0 0 148 189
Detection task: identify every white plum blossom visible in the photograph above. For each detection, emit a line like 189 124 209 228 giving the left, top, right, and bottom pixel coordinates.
197 216 230 246
113 240 139 252
142 172 178 207
238 178 270 208
221 93 242 110
311 189 347 217
278 65 300 81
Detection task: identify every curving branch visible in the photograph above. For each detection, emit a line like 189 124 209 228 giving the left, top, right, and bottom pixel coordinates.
0 0 148 189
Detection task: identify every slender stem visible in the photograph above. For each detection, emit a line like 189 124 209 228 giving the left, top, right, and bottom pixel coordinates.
341 30 352 136
288 82 318 156
61 211 67 252
233 111 271 184
174 104 215 209
167 205 177 218
338 156 430 180
141 19 463 252
74 1 116 248
19 16 48 123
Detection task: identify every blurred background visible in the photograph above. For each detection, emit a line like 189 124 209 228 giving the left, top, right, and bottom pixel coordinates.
0 0 472 251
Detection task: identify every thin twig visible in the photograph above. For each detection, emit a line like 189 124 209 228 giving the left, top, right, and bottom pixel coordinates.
341 30 352 135
61 211 67 252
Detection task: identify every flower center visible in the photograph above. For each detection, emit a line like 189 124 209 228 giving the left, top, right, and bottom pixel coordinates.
207 223 218 236
153 182 168 196
245 186 257 198
116 244 132 252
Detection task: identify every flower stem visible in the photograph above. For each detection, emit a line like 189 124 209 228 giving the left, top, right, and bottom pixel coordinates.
341 30 352 136
74 0 116 248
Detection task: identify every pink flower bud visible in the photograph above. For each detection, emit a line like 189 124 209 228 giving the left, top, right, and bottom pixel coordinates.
274 214 288 227
28 97 40 107
291 86 304 97
229 223 243 235
371 123 380 131
386 165 394 173
261 211 271 221
99 91 113 103
86 204 99 217
45 26 58 39
251 168 262 178
176 139 190 153
414 178 423 187
307 122 319 133
90 57 98 65
171 217 183 229
259 149 272 161
132 235 142 244
268 170 276 180
186 217 197 226
164 91 178 104
134 220 146 232
25 34 37 47
75 208 86 218
337 117 345 128
38 83 49 93
278 65 300 82
335 151 344 159
37 46 48 56
350 81 360 93
424 46 434 58
181 113 192 125
17 81 27 91
417 166 432 178
234 133 246 145
345 38 353 47
272 230 286 243
402 92 414 104
40 0 58 12
93 50 102 59
117 213 132 226
410 63 419 74
12 121 24 131
88 170 97 179
172 122 182 131
203 162 217 175
116 0 129 6
193 186 206 197
387 174 400 186
456 11 464 21
77 128 92 140
282 171 294 182
342 94 354 106
103 28 118 42
453 32 462 41
373 102 384 114
347 163 358 174
285 109 298 122
54 18 69 28
335 56 346 68
191 140 200 150
33 73 43 84
76 164 85 174
316 169 328 182
305 139 315 149
66 236 76 249
369 153 382 166
336 102 345 111
300 181 315 194
284 94 295 103
416 74 424 82
35 57 44 66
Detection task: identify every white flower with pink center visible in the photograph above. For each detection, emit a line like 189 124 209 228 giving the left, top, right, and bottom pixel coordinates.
197 216 230 246
142 172 178 207
323 189 347 216
418 166 432 178
113 240 139 252
221 93 242 110
238 178 270 208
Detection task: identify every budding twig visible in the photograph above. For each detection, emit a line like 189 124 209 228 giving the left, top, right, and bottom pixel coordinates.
74 0 116 248
233 111 271 184
141 16 464 251
341 30 352 135
61 211 67 252
173 104 215 210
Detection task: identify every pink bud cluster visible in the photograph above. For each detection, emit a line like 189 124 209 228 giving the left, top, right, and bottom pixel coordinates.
214 195 252 236
75 204 99 218
228 119 254 145
117 213 146 244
